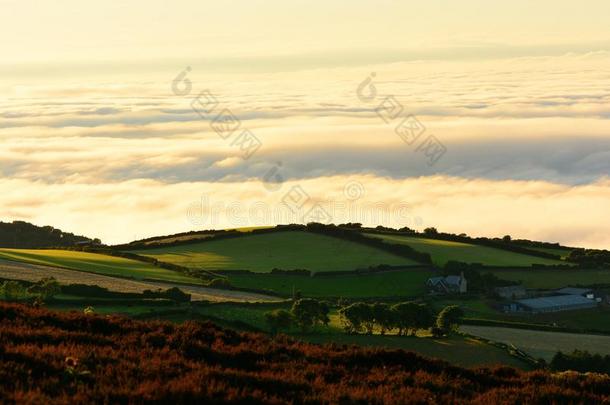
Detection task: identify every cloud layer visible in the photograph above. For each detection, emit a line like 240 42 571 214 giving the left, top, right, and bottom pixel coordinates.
1 53 609 247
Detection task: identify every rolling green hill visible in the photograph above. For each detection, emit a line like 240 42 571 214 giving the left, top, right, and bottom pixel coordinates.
0 248 201 284
126 226 273 247
228 269 432 297
131 231 418 273
364 233 566 267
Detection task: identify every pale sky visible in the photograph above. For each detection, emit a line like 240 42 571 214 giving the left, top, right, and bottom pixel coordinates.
2 0 610 65
0 1 609 247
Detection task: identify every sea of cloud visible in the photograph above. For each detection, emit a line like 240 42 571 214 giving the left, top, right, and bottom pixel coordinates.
0 53 608 246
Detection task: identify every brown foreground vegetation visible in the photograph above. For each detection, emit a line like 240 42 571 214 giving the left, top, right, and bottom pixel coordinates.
0 302 609 404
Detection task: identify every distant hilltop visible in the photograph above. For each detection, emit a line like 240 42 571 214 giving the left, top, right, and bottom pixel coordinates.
0 220 98 249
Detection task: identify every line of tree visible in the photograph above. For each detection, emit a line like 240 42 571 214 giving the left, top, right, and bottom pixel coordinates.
0 221 97 248
0 277 60 301
567 248 610 268
339 302 463 337
265 299 330 334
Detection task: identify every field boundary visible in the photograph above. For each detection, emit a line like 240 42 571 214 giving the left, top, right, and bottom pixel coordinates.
363 229 564 261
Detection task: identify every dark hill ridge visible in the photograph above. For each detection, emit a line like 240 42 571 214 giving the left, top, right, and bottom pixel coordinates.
0 220 96 248
0 302 608 404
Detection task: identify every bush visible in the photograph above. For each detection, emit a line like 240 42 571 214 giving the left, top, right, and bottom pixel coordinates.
550 350 610 374
291 299 329 332
163 287 191 303
26 277 60 300
264 309 293 334
0 280 26 301
436 305 464 333
207 278 232 289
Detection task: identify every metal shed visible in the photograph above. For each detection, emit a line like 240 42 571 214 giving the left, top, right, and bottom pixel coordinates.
515 295 597 313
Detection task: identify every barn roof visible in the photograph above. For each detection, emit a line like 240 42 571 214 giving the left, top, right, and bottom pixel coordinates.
444 275 462 286
556 287 593 296
517 295 595 310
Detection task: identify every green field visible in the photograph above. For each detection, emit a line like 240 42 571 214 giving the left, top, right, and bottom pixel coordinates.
430 296 610 334
492 268 610 289
48 299 528 369
133 231 417 273
229 269 433 298
365 233 565 267
461 325 610 361
0 248 201 284
166 302 529 369
524 246 573 259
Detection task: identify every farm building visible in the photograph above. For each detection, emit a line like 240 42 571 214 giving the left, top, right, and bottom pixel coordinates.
511 295 597 314
494 285 527 299
556 287 594 298
426 272 467 294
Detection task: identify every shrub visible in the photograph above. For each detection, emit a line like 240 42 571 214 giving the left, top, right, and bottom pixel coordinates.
436 305 464 333
0 280 26 301
264 309 293 334
207 278 232 289
1 301 608 403
291 299 329 332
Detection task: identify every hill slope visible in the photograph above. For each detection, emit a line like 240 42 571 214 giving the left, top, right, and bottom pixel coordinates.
1 302 608 404
0 248 201 284
366 233 565 267
0 221 95 248
131 231 419 273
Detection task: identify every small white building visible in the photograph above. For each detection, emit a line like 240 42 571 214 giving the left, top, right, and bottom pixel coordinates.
426 272 467 294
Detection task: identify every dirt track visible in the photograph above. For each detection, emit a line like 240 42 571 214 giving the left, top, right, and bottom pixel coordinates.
0 259 280 303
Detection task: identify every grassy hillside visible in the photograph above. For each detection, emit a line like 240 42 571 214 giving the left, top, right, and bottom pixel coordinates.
0 248 201 284
228 269 432 298
129 226 272 246
365 233 565 267
188 303 529 369
524 246 573 259
132 231 418 273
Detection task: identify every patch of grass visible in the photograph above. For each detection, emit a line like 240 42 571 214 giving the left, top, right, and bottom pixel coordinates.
133 231 417 273
523 246 573 259
461 325 610 361
0 248 201 284
365 234 565 267
303 333 530 369
429 298 499 318
229 269 433 298
193 304 283 330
